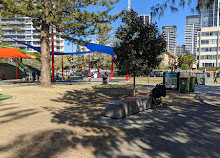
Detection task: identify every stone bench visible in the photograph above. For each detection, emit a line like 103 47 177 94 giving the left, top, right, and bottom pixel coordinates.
104 96 152 119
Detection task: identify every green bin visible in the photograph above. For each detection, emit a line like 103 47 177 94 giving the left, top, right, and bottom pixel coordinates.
179 77 190 93
189 76 196 92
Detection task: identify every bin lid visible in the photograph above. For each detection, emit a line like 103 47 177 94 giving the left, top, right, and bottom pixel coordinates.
179 76 190 78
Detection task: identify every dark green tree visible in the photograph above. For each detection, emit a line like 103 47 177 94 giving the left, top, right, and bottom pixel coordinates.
114 10 166 95
0 0 120 87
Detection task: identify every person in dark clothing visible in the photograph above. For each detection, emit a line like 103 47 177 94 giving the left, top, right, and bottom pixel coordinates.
32 70 36 81
102 72 108 85
214 68 218 83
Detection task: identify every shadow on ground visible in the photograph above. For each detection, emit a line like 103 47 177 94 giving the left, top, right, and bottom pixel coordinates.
0 85 219 158
0 102 40 125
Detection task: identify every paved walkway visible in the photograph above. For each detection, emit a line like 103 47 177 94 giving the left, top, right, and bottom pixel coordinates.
95 85 220 158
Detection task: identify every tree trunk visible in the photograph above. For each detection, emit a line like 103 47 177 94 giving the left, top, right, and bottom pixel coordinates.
40 21 51 87
133 71 136 96
40 0 51 87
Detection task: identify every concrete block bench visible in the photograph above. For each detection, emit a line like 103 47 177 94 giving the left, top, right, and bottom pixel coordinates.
104 96 152 119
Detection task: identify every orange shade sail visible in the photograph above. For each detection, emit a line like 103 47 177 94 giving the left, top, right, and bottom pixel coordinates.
0 48 34 59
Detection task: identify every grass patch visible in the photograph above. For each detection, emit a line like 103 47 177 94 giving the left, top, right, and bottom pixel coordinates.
0 94 12 101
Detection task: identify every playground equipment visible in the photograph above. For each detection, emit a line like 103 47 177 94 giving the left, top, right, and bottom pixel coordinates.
6 36 116 81
0 48 36 80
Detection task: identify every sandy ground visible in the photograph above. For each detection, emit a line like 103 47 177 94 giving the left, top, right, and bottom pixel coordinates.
0 83 199 158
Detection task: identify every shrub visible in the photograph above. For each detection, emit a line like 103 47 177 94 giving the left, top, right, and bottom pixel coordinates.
181 64 189 70
198 67 220 71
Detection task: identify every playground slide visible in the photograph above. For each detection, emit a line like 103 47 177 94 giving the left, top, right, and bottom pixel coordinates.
17 60 32 74
8 60 40 80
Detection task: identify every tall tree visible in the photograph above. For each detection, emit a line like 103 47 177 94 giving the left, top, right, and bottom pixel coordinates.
96 24 113 45
0 0 120 87
114 10 166 96
94 24 113 70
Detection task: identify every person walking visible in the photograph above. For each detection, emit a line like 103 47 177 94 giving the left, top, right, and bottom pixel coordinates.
214 68 218 83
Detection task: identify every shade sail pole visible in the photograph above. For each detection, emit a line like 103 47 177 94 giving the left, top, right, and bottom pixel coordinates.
52 31 55 82
111 56 113 80
16 57 18 79
89 53 91 77
61 55 64 78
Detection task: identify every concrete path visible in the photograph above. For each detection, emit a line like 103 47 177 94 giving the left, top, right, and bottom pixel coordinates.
95 85 220 158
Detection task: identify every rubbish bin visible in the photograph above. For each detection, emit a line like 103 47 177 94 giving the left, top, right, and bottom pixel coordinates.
179 76 190 93
189 76 196 92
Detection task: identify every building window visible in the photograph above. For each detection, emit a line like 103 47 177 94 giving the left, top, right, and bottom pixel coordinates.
25 30 31 34
33 35 40 39
26 24 31 28
33 30 39 34
204 63 213 67
201 31 218 36
213 55 217 59
201 47 217 52
201 39 217 45
17 36 25 40
17 19 25 22
17 31 25 34
26 36 31 40
200 55 204 59
33 41 40 45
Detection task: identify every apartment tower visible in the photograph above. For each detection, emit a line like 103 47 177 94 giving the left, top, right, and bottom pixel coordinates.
184 15 201 56
162 25 177 54
197 0 220 67
0 17 64 53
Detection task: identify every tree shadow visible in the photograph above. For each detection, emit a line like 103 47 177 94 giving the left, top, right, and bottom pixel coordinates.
1 85 219 158
0 108 40 124
95 101 220 158
95 86 220 157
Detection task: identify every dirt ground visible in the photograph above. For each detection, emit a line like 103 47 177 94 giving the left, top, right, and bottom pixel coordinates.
0 83 200 158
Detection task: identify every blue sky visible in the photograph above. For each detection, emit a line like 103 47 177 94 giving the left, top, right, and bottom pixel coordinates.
64 0 199 52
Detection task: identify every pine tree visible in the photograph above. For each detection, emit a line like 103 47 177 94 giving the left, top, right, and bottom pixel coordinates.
0 0 120 86
95 24 113 70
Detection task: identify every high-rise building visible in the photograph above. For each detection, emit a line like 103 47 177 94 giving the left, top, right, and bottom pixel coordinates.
202 0 220 27
175 44 185 56
197 0 220 67
162 25 177 54
138 15 152 25
0 17 64 53
197 27 220 67
184 15 201 55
